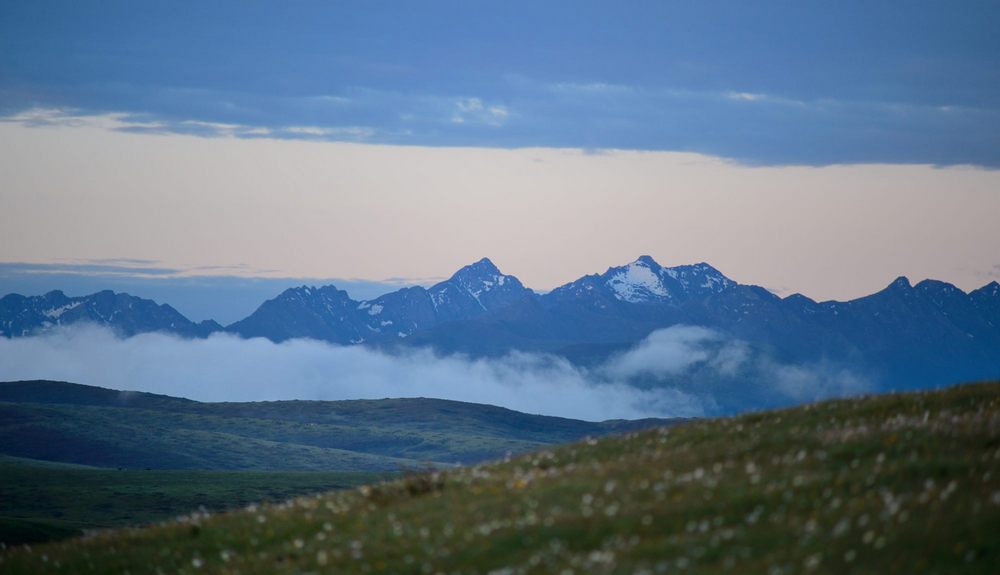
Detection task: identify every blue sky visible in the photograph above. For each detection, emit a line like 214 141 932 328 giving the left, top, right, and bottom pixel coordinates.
2 1 999 165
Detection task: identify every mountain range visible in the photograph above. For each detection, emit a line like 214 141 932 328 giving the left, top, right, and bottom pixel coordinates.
227 257 529 344
3 256 999 393
0 288 221 338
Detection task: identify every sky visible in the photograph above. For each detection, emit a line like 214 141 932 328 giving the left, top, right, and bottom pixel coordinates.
1 1 999 323
3 1 999 164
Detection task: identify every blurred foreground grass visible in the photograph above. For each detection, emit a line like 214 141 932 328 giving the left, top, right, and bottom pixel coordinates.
3 382 998 574
0 459 385 546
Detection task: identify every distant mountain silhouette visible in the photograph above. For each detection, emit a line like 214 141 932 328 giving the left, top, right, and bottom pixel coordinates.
3 257 999 394
227 258 531 343
0 289 220 338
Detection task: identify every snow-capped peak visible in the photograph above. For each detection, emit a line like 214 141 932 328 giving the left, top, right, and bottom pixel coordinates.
606 257 671 303
429 258 526 311
599 258 735 302
633 255 660 267
447 258 513 295
449 257 502 282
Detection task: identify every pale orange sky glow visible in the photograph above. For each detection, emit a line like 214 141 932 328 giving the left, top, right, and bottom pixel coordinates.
2 113 999 302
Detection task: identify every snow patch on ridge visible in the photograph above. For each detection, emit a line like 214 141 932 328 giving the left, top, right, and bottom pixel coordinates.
608 260 671 303
671 263 734 293
43 302 81 319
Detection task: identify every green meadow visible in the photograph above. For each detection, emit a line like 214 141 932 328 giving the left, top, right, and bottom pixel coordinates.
3 382 997 574
0 456 385 546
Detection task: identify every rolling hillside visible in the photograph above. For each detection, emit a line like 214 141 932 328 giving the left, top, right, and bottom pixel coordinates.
0 380 673 471
0 456 384 547
4 382 996 574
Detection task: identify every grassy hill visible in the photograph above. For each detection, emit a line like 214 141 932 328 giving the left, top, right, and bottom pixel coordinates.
3 382 997 574
0 380 673 471
0 456 385 547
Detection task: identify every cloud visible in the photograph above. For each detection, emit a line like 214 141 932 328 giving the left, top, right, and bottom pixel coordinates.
5 79 999 165
762 359 870 402
727 91 766 102
602 326 717 379
723 91 808 107
1 107 382 143
0 108 141 130
0 260 182 278
0 325 872 420
4 3 1000 165
547 82 634 95
0 325 705 421
450 98 509 127
601 326 872 411
281 125 375 139
707 340 752 377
